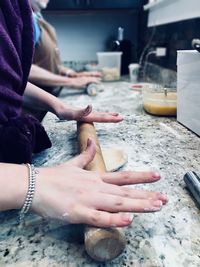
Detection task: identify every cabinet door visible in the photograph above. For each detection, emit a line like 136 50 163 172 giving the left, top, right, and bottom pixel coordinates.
46 0 143 10
84 0 143 9
47 0 85 10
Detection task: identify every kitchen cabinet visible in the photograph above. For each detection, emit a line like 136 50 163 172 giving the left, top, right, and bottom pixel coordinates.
46 0 85 10
144 0 200 26
46 0 143 11
84 0 142 9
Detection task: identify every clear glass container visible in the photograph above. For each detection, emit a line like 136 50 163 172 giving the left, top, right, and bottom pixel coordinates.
142 84 177 116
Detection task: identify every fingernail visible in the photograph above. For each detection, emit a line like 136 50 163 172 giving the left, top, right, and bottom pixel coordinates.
160 194 168 203
144 206 162 211
122 213 134 223
144 200 163 212
153 172 160 179
87 138 92 147
85 105 92 113
153 200 163 207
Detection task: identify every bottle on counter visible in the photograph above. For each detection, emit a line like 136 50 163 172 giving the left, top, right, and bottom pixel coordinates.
111 27 132 75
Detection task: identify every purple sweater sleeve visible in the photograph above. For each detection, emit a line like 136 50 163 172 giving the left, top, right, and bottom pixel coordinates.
0 0 51 163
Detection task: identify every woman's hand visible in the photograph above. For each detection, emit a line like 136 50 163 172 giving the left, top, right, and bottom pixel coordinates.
56 104 123 123
59 66 77 77
24 83 122 123
59 66 102 79
32 139 168 227
76 71 103 78
68 76 101 88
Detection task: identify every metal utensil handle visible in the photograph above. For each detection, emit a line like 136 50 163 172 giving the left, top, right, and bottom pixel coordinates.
184 171 200 208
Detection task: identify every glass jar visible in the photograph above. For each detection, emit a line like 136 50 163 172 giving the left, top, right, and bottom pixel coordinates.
142 84 177 116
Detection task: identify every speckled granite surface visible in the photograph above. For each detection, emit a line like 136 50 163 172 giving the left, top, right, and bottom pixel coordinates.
0 81 200 267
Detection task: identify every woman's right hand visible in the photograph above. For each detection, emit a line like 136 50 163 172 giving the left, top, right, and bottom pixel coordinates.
32 139 168 227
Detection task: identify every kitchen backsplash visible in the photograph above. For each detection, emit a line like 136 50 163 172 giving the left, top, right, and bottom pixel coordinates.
63 60 97 72
138 16 200 71
63 13 200 86
139 62 177 88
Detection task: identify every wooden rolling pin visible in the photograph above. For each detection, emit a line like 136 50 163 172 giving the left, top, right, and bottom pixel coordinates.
77 122 126 262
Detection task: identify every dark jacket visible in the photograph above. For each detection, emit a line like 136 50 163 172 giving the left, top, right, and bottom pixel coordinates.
0 0 51 163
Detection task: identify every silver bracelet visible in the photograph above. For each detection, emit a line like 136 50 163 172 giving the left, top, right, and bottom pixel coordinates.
19 164 38 224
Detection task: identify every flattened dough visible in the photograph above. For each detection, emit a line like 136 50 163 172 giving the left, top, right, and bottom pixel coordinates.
101 148 128 172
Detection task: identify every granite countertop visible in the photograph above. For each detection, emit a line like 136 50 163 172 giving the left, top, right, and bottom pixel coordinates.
0 81 200 267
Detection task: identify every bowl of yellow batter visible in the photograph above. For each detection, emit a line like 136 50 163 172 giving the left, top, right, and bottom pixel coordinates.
142 84 177 116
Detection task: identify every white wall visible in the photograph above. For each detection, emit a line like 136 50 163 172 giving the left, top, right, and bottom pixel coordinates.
44 11 138 61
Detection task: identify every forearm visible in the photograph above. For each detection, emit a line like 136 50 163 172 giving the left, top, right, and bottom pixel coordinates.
0 163 28 211
29 65 75 87
29 65 100 89
23 82 66 115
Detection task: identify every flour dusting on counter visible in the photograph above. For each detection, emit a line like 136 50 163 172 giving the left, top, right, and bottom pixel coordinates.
0 81 199 267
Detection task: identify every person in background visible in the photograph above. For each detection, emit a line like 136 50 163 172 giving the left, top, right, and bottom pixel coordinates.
28 0 103 120
29 0 102 91
0 0 167 228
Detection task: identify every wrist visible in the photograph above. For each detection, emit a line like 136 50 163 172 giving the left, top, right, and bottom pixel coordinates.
64 77 81 88
31 167 55 215
14 165 30 210
19 164 38 222
0 164 29 211
52 100 67 119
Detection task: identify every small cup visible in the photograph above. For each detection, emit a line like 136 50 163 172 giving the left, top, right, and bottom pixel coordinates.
129 63 140 83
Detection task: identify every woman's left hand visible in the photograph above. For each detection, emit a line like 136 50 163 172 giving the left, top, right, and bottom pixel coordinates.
56 104 123 123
